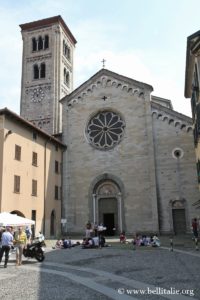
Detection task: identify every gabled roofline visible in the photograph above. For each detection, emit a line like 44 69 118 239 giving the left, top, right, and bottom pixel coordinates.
185 30 200 98
151 101 192 124
19 15 77 45
60 68 153 103
0 107 66 148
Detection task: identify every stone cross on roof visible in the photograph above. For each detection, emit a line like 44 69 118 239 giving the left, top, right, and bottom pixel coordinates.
101 58 106 68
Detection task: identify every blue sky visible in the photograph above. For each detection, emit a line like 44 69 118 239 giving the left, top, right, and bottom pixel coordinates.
0 0 199 116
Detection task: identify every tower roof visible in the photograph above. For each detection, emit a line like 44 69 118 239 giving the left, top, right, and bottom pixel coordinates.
19 15 77 45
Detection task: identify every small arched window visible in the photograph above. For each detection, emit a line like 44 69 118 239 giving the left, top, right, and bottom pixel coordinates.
32 38 37 51
38 36 43 50
33 64 39 79
67 46 71 60
44 35 49 49
63 40 71 61
40 63 46 78
63 40 65 55
64 68 70 86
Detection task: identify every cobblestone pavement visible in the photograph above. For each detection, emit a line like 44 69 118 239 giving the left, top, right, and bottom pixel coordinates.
0 238 200 300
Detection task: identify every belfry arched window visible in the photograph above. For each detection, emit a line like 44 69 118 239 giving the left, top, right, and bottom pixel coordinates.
87 111 126 150
33 64 39 79
38 36 43 51
40 63 46 78
64 68 70 86
32 35 49 52
33 63 46 80
63 40 71 61
32 38 37 51
44 35 49 49
63 40 65 55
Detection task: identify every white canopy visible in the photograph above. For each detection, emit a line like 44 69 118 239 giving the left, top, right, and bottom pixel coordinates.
0 212 35 227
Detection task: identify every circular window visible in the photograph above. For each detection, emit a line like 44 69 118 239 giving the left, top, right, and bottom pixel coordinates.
87 111 125 150
172 148 184 159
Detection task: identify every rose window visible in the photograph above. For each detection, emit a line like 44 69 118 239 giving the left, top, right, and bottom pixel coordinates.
87 111 125 149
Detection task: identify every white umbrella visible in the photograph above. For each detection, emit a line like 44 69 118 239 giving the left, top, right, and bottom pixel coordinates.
0 212 35 227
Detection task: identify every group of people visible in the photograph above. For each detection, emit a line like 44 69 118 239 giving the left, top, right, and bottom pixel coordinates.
53 238 80 249
84 221 108 248
133 234 161 247
0 225 43 268
119 231 161 247
0 226 28 268
53 221 108 250
82 235 107 249
85 221 107 238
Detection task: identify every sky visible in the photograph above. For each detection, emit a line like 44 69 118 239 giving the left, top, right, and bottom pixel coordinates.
0 0 200 117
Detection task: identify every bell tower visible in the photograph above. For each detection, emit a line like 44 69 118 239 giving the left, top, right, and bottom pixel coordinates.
20 16 77 134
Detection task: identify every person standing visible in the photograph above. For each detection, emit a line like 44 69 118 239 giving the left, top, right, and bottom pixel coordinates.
192 218 199 238
14 227 27 266
0 226 13 268
25 226 32 243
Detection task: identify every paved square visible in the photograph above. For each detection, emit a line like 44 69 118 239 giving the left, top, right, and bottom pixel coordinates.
0 240 200 300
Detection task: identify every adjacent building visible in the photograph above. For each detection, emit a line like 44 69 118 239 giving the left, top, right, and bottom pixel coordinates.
0 108 66 237
185 30 200 208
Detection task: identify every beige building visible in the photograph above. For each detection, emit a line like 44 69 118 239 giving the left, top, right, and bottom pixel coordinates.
185 31 200 206
0 108 66 237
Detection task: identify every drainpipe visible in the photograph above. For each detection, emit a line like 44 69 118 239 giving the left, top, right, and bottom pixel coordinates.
61 147 67 235
43 138 52 236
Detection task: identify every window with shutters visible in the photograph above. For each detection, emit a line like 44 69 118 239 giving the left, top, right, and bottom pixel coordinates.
60 186 62 200
14 175 20 193
32 152 38 166
32 180 37 196
15 145 21 161
55 185 59 200
55 160 59 173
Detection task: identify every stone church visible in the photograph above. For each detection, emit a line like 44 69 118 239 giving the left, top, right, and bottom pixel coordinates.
19 16 199 235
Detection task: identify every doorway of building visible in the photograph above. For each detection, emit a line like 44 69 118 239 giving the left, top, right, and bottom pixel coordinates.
103 213 115 236
172 209 186 234
50 210 55 236
98 197 118 235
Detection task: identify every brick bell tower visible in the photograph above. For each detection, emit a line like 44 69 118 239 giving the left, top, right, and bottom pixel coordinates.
20 16 77 134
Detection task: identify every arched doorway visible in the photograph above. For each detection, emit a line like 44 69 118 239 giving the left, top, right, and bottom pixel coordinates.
50 210 56 236
92 179 123 235
10 210 25 217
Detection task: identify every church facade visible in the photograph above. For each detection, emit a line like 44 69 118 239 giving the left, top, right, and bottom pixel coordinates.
19 16 199 236
61 69 199 235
